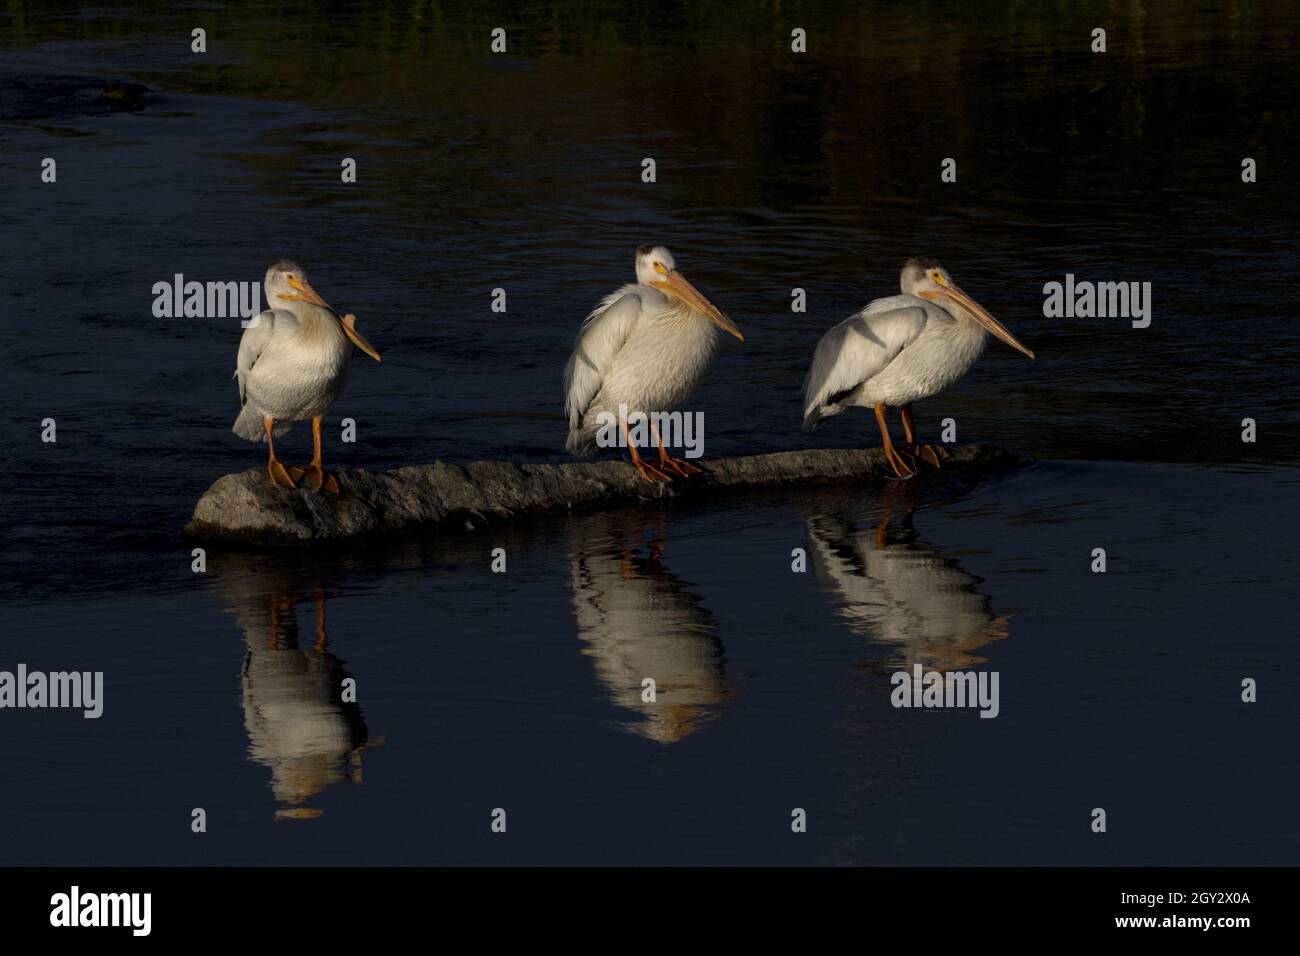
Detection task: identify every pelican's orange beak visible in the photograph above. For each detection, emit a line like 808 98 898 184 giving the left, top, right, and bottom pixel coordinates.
654 270 744 342
280 276 381 362
283 274 334 310
341 313 381 363
925 283 1035 359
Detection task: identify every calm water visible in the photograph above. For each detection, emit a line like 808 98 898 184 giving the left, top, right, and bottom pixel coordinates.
1 1 1297 865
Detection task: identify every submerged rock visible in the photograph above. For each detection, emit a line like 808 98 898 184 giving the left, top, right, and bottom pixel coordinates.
0 74 151 121
100 80 150 110
185 445 1017 547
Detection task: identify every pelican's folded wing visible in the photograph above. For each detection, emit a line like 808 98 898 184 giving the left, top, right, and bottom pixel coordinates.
562 286 646 429
802 300 929 427
234 309 292 405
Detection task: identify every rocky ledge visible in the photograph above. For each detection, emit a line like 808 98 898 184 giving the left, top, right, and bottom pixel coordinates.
184 445 1017 546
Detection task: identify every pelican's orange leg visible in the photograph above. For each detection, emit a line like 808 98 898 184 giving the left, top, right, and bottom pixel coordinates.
652 421 702 477
874 403 917 479
264 416 299 487
303 416 340 494
900 404 950 469
623 420 671 483
267 592 281 648
900 405 917 445
313 587 329 653
267 593 295 648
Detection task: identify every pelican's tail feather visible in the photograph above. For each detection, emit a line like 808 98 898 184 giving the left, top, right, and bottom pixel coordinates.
802 403 834 431
565 424 598 457
232 405 293 442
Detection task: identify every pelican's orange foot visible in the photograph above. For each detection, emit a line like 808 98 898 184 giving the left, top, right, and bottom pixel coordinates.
658 454 703 477
268 459 299 488
883 443 918 480
304 465 340 494
631 458 672 483
910 444 951 469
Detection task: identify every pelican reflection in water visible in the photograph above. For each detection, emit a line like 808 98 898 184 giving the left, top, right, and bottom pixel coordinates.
568 514 728 744
215 567 380 819
806 505 1009 672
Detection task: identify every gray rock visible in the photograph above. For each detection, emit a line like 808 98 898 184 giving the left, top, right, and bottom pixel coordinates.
185 445 1017 546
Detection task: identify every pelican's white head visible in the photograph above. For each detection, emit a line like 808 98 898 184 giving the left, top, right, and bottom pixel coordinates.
262 259 382 362
900 257 1034 359
633 245 743 341
264 259 315 307
634 245 675 285
900 257 952 298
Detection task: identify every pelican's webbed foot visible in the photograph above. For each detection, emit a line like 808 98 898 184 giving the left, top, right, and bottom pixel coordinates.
657 454 703 477
909 443 952 469
630 458 673 483
268 459 300 488
883 443 918 480
304 465 341 494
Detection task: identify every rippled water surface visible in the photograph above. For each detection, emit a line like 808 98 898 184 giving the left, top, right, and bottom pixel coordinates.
1 2 1297 864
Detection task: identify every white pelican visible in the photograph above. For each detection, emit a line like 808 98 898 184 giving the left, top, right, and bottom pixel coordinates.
232 260 381 493
212 567 375 819
568 513 727 744
563 245 743 482
802 258 1034 478
806 510 1009 672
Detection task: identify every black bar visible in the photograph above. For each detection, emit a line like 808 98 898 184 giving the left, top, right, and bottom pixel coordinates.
0 867 1280 940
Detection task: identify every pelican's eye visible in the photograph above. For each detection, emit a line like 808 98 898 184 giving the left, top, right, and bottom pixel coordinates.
287 275 304 291
654 262 668 276
931 271 946 285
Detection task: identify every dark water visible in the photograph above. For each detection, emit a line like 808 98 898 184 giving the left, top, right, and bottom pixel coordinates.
1 2 1297 864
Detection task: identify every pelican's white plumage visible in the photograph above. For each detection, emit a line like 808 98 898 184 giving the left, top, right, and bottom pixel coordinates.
568 514 726 745
802 299 934 427
563 246 742 480
806 513 1009 671
802 258 1034 477
231 260 381 491
233 304 350 441
564 285 714 454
